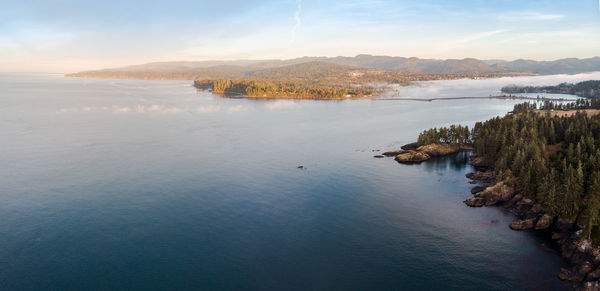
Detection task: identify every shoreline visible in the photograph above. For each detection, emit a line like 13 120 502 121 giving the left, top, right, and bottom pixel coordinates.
375 95 580 102
382 143 600 290
464 160 600 290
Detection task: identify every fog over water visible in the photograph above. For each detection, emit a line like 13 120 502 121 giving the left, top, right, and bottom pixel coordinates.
393 71 600 99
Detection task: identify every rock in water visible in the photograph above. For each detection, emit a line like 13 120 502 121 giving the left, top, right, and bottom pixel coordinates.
394 150 430 163
558 268 576 281
400 142 419 151
509 218 537 230
470 186 486 194
465 170 495 182
464 197 485 207
382 150 408 157
373 155 385 158
535 214 554 230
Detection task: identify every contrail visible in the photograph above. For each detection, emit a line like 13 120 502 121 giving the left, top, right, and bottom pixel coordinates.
291 0 302 42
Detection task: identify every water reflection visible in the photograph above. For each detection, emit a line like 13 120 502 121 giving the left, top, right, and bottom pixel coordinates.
422 151 471 172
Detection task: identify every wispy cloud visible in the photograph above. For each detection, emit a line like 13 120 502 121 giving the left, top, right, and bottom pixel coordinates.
291 0 302 42
337 0 386 8
433 29 509 53
499 11 564 21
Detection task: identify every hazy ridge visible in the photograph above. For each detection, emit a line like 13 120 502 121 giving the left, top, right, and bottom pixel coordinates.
67 55 600 80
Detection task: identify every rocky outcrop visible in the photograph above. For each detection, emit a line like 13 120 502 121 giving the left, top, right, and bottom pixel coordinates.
535 214 554 230
394 150 430 163
417 144 461 157
382 150 408 157
401 142 419 151
556 217 577 232
386 143 470 163
479 182 515 206
587 269 600 282
470 186 486 194
582 281 600 290
530 204 543 214
514 198 534 216
463 182 515 207
552 229 600 284
465 170 495 183
558 261 594 282
509 218 537 230
504 194 523 208
465 197 486 207
470 156 492 168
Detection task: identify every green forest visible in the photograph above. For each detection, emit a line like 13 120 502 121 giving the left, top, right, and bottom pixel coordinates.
416 96 600 242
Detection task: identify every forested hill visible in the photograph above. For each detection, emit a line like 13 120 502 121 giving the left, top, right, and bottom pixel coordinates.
502 80 600 98
67 55 600 80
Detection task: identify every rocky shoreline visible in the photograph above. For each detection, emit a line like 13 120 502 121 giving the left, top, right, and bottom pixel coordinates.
381 143 600 290
464 155 600 290
381 143 473 164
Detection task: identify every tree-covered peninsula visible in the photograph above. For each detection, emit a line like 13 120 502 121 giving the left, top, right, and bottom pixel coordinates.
502 80 600 98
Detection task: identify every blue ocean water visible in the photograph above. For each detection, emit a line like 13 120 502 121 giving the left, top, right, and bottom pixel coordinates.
0 73 583 290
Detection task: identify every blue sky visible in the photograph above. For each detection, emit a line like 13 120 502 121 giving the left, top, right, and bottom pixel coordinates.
1 0 600 72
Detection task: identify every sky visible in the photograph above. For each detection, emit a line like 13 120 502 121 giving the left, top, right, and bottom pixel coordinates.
1 0 600 72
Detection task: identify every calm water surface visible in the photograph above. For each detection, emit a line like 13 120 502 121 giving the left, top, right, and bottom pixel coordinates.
4 73 597 290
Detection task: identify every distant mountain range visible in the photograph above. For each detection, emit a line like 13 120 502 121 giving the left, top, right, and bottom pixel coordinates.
68 55 600 80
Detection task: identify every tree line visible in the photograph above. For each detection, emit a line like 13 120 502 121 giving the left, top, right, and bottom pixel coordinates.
416 125 471 145
502 80 600 98
194 79 376 99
